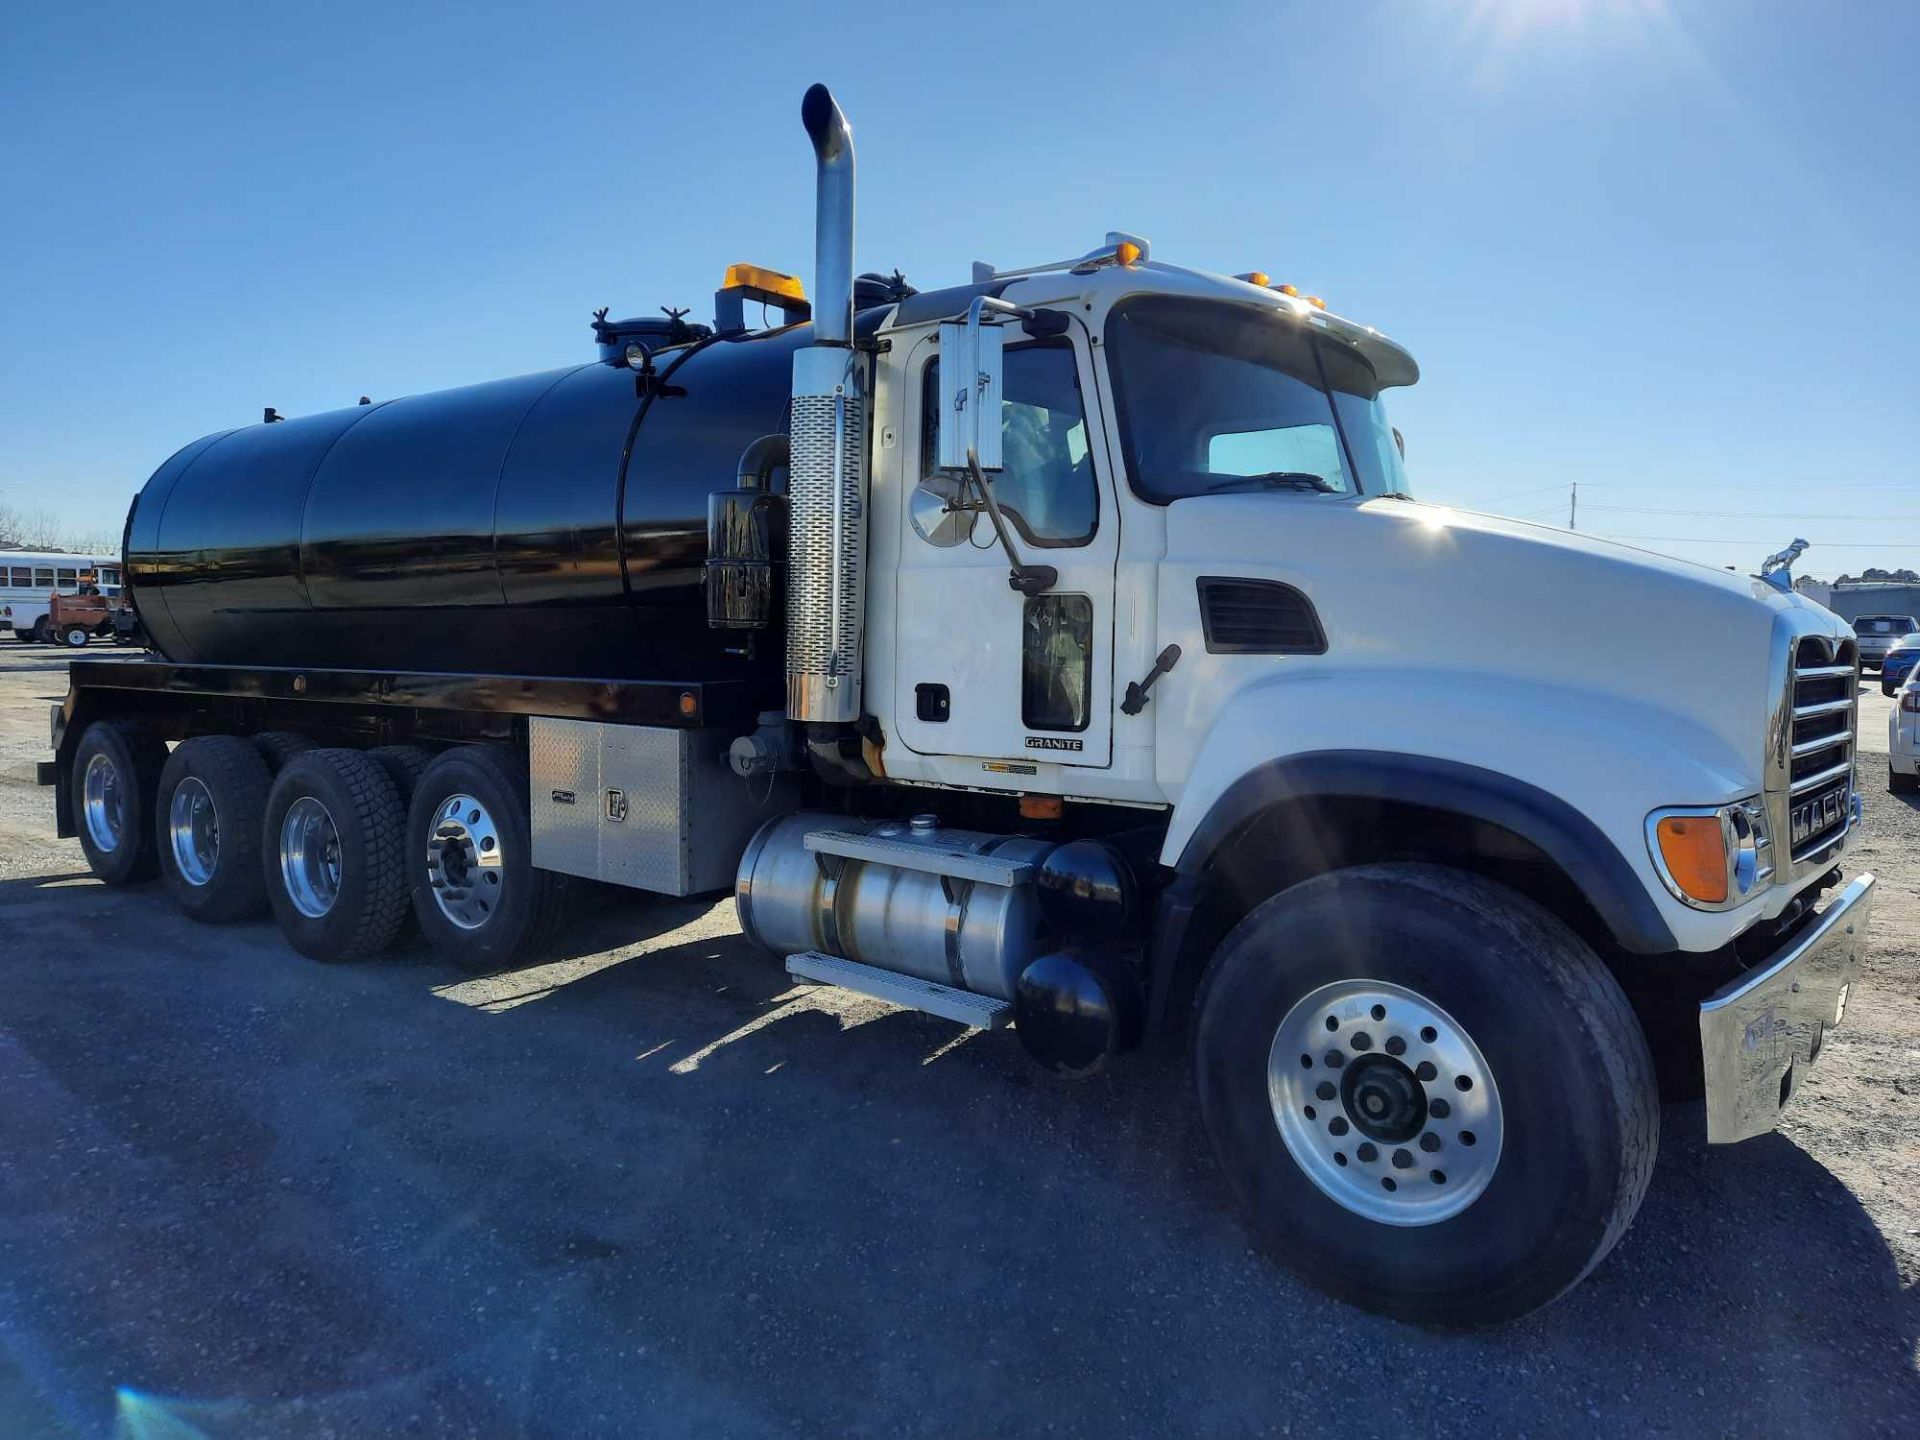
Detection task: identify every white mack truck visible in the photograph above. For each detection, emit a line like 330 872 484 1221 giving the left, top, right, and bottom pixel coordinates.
42 85 1874 1323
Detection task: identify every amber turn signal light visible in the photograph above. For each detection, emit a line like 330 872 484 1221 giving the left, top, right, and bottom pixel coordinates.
1654 815 1728 904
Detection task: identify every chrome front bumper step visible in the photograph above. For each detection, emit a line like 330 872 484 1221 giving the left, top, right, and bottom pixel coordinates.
1700 873 1875 1144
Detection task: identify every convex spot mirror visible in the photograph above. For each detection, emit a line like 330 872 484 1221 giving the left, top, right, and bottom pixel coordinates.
937 318 1004 473
909 474 985 548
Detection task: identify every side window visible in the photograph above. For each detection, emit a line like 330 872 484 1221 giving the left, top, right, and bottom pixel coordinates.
33 567 55 588
8 567 30 587
1022 594 1094 732
56 568 79 589
923 343 1097 548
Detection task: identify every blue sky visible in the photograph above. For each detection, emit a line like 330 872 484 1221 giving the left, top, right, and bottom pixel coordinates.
2 1 1914 575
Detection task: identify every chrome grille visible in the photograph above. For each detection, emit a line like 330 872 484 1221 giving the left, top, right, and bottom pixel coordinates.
1781 634 1857 867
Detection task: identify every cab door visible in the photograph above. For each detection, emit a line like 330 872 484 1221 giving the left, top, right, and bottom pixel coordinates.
891 324 1119 768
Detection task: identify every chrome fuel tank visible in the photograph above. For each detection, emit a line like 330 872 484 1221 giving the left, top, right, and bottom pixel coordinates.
735 812 1057 1000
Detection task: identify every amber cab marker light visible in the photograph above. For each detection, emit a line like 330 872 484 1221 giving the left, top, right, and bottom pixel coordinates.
1306 294 1328 310
1655 815 1729 904
1277 283 1299 296
1114 241 1142 267
720 262 807 301
1246 271 1271 288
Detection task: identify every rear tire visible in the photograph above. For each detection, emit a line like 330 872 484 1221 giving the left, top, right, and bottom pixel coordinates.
71 720 169 884
263 749 409 962
253 730 315 774
1194 863 1658 1326
62 625 89 648
407 745 572 972
370 745 435 946
33 617 55 644
155 736 273 922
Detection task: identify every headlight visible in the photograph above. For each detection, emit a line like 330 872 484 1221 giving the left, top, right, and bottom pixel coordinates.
1646 798 1772 910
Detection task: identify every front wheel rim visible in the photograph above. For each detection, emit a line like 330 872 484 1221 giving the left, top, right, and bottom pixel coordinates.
1267 979 1504 1226
82 752 124 853
280 796 342 918
425 793 503 930
167 776 220 885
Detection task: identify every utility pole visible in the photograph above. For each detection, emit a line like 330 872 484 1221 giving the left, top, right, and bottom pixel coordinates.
1569 481 1578 531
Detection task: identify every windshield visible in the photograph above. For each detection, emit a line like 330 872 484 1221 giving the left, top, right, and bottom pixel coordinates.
1105 295 1410 502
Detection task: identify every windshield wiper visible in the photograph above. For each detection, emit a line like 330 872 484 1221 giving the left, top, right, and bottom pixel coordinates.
1195 470 1341 495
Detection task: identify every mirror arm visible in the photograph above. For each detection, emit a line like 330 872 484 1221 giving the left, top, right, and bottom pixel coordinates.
964 448 1056 595
946 295 1052 593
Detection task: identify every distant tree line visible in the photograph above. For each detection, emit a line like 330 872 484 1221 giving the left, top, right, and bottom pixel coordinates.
0 498 120 557
1833 567 1920 585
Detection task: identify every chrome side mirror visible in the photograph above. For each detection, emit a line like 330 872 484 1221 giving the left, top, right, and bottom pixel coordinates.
937 316 1003 472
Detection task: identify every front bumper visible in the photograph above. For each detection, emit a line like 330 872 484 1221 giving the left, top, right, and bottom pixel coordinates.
1700 872 1875 1143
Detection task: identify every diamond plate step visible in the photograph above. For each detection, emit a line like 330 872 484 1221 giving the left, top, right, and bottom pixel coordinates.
802 830 1035 887
786 952 1013 1029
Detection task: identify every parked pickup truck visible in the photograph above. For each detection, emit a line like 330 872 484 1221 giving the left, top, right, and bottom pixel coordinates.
1853 613 1918 669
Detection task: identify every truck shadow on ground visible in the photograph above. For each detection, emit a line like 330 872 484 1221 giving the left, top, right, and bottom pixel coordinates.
3 870 1914 1438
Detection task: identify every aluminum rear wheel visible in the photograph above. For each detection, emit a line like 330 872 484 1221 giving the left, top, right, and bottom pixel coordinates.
82 751 126 855
1268 979 1503 1226
425 792 503 930
280 795 343 919
167 775 220 886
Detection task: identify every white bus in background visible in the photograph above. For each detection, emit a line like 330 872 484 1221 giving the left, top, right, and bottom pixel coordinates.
0 551 122 643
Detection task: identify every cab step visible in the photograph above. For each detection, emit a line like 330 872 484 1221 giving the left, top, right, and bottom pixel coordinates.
802 829 1035 887
785 951 1013 1029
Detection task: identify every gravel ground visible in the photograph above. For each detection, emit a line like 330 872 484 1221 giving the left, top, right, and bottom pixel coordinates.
0 643 1914 1438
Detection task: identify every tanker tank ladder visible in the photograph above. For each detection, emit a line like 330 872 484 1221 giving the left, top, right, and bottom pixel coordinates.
783 826 1039 1029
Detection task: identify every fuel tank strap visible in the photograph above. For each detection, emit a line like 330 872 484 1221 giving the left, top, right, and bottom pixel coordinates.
802 829 1037 886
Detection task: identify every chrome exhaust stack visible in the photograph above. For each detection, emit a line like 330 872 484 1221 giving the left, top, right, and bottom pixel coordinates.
800 84 855 345
786 84 866 725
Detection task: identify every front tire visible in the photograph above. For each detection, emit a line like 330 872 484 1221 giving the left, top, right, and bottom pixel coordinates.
263 749 409 962
407 745 572 972
156 736 273 921
1194 863 1658 1326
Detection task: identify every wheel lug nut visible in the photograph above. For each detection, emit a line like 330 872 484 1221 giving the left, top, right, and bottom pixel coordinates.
1385 1035 1406 1057
1325 1050 1345 1069
1356 1142 1378 1163
1350 1031 1373 1052
1414 1061 1437 1081
1429 1097 1451 1119
1315 1081 1336 1101
1392 1148 1413 1169
1328 1116 1350 1136
1419 1132 1441 1153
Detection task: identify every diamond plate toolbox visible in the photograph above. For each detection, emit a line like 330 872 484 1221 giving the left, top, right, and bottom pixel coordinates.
528 717 793 895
